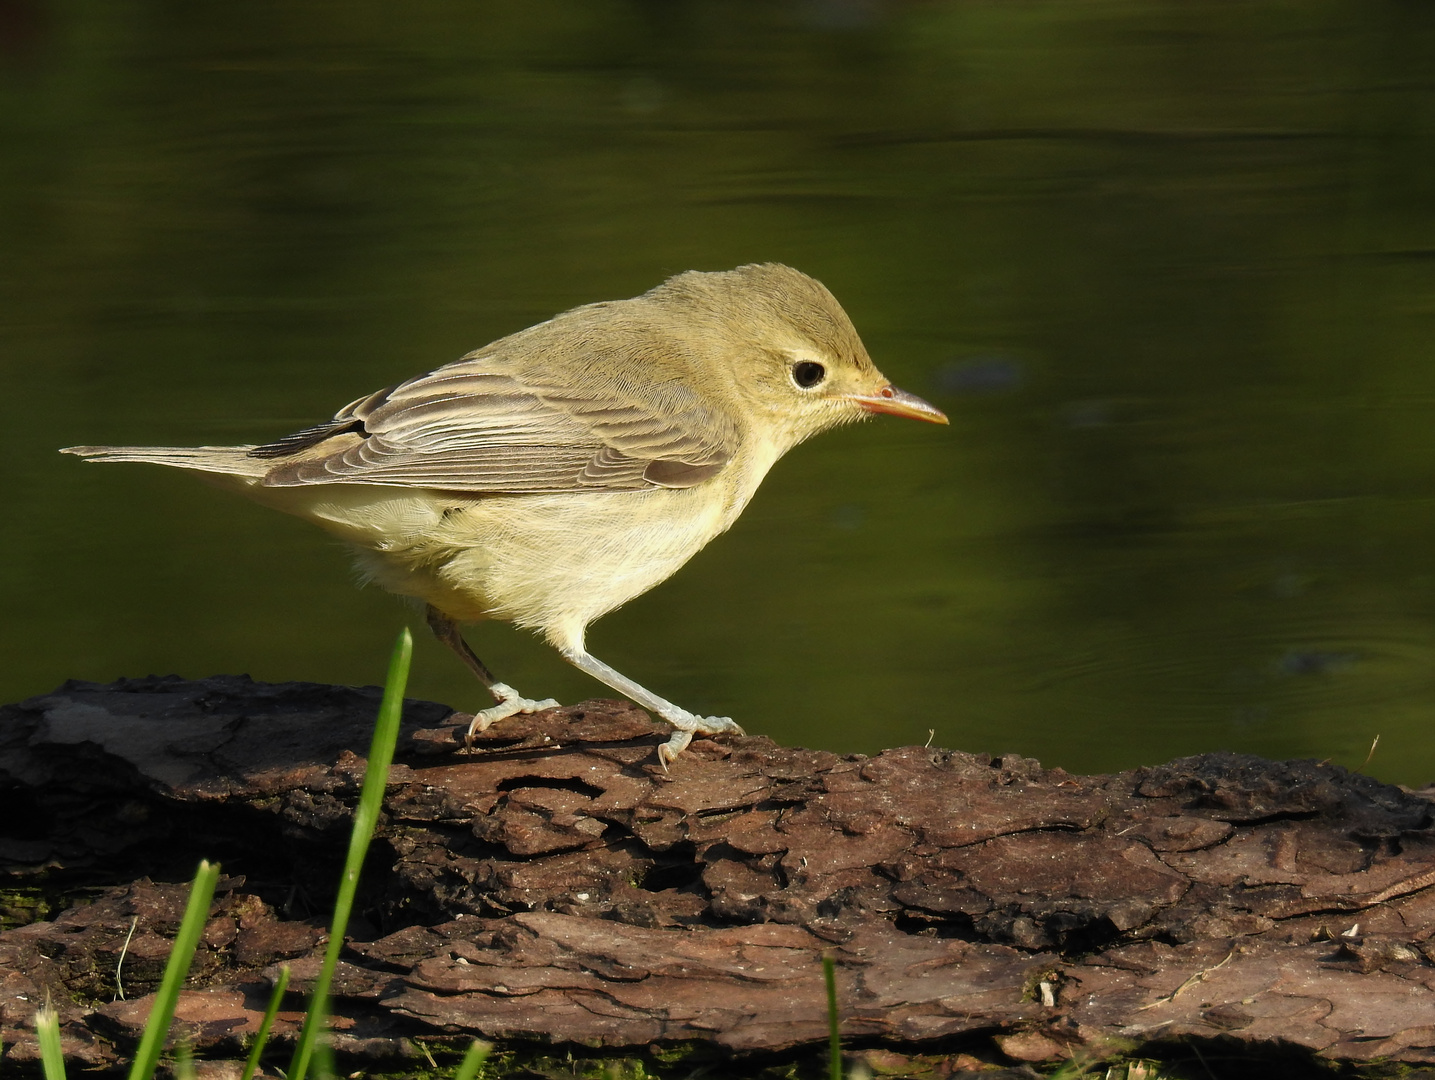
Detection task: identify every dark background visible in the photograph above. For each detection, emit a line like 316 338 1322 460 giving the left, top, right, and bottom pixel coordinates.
5 1 1435 782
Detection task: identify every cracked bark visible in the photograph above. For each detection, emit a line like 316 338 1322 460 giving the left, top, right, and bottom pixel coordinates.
2 675 1434 1070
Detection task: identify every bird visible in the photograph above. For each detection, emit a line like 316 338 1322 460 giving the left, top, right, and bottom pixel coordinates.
63 263 948 766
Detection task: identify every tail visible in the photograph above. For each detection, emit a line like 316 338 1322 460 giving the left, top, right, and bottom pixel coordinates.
60 445 269 480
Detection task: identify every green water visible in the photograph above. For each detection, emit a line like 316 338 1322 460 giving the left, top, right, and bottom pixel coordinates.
5 1 1435 783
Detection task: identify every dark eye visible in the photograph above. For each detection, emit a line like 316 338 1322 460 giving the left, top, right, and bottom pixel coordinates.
792 361 826 388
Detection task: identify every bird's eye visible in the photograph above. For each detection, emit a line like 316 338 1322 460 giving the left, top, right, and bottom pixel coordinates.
792 361 827 389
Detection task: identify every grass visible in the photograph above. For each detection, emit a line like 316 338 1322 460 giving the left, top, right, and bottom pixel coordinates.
239 964 289 1080
25 625 1195 1080
823 953 841 1080
127 861 221 1080
35 858 219 1080
287 626 411 1080
454 1038 492 1080
34 1007 63 1080
29 628 448 1080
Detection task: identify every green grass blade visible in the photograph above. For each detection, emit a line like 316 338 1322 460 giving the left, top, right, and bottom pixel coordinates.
127 860 221 1080
454 1038 492 1080
239 964 290 1080
288 627 412 1080
823 952 842 1080
35 1006 66 1080
174 1039 196 1080
312 1032 336 1080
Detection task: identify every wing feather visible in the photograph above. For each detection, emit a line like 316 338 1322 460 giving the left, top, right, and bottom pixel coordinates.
255 358 737 493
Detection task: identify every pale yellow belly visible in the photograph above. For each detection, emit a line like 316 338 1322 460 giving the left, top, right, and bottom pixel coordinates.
251 480 750 644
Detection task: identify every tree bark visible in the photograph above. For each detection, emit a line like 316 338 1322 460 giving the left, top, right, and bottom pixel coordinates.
2 675 1433 1072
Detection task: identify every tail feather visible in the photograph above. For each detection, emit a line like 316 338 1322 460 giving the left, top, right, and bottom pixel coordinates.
60 445 269 479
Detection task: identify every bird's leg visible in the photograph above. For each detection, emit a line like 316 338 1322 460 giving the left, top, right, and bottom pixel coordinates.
555 644 744 769
425 606 560 741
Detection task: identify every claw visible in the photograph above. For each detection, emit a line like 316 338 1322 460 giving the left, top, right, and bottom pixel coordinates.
462 682 562 748
652 712 745 767
657 730 693 772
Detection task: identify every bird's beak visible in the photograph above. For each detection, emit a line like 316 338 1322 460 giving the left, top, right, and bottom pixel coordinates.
845 385 949 425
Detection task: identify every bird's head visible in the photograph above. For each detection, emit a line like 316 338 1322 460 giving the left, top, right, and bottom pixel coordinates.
654 263 948 453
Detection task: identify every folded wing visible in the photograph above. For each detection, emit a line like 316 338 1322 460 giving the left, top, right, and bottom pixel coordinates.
254 359 737 493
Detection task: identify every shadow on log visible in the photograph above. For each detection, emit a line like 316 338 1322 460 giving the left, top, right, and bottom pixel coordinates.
3 675 1435 1073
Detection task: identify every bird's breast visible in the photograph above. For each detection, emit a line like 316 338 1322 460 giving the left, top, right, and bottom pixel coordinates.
272 441 783 634
438 445 780 631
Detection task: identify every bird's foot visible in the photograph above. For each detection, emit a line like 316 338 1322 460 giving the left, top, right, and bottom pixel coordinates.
666 710 744 737
657 731 692 771
465 682 562 745
655 710 746 770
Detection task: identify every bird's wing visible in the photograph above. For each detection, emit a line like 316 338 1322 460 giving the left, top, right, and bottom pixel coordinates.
254 359 738 493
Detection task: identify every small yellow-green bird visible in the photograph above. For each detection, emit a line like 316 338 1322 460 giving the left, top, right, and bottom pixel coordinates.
64 263 947 765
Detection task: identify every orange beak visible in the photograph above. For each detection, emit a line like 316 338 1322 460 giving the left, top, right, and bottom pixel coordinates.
845 385 949 425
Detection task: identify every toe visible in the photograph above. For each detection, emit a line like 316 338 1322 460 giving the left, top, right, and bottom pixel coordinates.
694 715 743 736
657 730 693 770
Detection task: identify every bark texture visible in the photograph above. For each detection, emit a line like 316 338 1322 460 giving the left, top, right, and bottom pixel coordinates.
2 675 1434 1072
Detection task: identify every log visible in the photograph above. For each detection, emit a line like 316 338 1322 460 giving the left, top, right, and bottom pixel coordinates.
2 674 1434 1073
